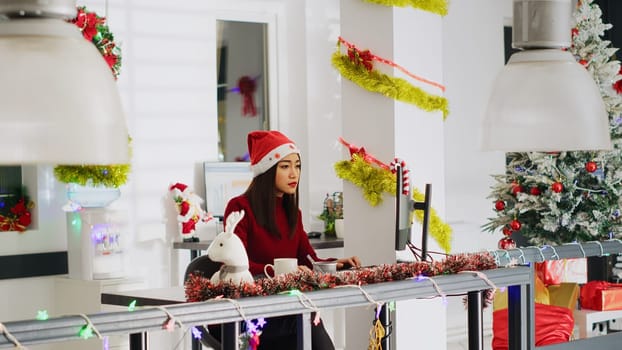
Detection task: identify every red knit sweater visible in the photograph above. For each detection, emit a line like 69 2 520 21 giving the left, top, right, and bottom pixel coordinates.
224 194 332 276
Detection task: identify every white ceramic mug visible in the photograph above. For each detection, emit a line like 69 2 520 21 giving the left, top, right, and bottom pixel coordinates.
313 261 337 273
264 258 298 278
334 219 344 238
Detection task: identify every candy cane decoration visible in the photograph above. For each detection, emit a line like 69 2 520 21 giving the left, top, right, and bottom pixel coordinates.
390 158 410 196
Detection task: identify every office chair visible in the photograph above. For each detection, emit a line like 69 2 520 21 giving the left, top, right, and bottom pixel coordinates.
184 255 224 349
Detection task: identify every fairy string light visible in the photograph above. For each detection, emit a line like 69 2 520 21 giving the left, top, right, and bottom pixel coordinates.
282 290 322 325
77 313 102 340
156 306 183 332
0 322 24 349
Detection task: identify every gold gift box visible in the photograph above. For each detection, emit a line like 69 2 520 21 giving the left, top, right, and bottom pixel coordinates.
494 277 579 311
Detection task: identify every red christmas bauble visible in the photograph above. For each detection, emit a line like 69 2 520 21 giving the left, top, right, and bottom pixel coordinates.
530 187 541 196
510 219 522 231
585 161 597 173
495 200 505 211
551 182 564 193
498 237 516 250
502 227 512 236
511 185 524 196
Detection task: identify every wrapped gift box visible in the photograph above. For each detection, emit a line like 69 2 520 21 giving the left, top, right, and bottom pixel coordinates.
580 280 622 311
492 277 579 349
535 258 587 286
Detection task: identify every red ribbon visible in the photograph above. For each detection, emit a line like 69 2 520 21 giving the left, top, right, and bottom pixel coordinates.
338 137 390 171
238 76 257 117
337 36 446 92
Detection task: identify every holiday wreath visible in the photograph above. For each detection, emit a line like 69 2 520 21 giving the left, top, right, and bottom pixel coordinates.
0 187 34 233
54 6 130 188
70 6 122 79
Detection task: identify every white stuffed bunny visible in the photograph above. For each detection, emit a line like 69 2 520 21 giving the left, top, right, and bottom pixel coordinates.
206 210 254 285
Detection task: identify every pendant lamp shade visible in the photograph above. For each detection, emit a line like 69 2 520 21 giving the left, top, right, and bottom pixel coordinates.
482 0 611 152
0 1 129 165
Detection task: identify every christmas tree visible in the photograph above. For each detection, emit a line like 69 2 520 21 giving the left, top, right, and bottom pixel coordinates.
483 0 622 246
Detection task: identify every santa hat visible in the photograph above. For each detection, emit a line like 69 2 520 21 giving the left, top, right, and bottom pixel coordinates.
169 183 188 193
248 130 300 177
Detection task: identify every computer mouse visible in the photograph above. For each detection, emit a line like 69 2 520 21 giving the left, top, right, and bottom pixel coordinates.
307 231 322 239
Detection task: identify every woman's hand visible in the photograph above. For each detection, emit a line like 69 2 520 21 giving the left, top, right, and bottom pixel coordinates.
336 256 362 270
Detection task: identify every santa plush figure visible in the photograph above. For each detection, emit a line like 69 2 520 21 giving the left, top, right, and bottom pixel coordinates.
169 182 212 241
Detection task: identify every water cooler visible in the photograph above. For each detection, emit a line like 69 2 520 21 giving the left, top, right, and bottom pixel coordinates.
65 184 126 280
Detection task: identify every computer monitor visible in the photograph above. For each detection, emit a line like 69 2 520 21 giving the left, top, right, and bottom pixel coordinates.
394 164 432 260
203 162 253 220
395 164 413 251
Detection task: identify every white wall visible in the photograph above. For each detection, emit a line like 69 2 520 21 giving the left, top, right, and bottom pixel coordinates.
442 0 513 345
0 0 516 348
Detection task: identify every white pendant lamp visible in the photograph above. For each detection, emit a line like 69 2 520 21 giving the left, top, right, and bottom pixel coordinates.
0 0 129 164
482 0 611 152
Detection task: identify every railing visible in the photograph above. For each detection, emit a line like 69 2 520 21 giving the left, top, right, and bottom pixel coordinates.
0 267 531 349
492 239 622 350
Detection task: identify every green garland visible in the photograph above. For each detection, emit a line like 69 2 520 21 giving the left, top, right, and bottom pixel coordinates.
54 164 130 188
332 52 449 119
362 0 449 16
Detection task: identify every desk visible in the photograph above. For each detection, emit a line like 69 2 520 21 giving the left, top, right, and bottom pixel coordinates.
174 236 344 259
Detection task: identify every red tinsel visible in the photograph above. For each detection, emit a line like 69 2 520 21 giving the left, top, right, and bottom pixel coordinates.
238 76 257 117
185 251 498 305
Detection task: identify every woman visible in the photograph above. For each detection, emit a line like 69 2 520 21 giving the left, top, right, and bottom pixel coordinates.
224 130 361 349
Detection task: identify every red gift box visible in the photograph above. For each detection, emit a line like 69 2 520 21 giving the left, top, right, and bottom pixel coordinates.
580 280 622 311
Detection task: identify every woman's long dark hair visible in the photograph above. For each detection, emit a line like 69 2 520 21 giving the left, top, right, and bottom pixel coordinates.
245 163 299 239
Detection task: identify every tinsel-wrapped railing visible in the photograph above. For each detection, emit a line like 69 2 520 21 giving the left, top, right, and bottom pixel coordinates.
0 267 531 348
491 239 622 267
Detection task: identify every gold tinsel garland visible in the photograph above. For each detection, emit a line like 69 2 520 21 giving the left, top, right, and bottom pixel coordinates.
54 164 130 188
335 155 395 207
331 47 449 119
411 187 452 253
362 0 449 16
334 154 452 253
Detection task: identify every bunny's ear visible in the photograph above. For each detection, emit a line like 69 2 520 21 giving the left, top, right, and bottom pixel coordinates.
225 210 245 234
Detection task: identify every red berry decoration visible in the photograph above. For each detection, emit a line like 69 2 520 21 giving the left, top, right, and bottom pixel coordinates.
530 187 541 196
585 161 597 173
495 200 505 211
502 226 512 236
498 237 516 250
510 219 522 231
551 182 564 193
